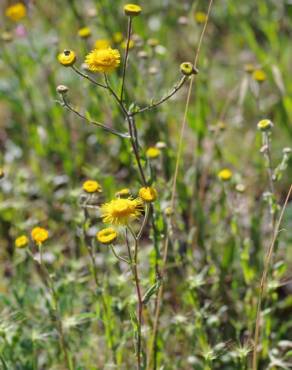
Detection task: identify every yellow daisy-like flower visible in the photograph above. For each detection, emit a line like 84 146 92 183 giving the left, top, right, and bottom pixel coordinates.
85 48 120 73
146 147 161 159
96 227 117 244
58 50 76 67
124 4 142 16
113 32 123 44
194 11 207 24
115 188 131 197
5 3 26 22
257 119 273 131
82 180 102 193
78 27 91 38
15 235 29 249
218 168 233 182
121 39 135 50
100 197 143 225
139 187 157 203
31 227 49 246
252 69 266 83
94 39 111 50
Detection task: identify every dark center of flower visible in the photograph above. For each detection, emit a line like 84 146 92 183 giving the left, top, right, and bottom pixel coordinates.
64 50 71 56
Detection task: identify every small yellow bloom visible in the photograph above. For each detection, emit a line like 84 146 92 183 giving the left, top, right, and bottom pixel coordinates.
97 227 117 244
31 227 49 246
94 39 111 49
58 50 76 67
115 188 131 197
257 119 273 131
121 39 135 49
85 48 120 73
101 198 143 225
218 168 233 182
146 147 161 159
139 187 157 203
5 3 26 22
195 11 207 24
78 27 91 38
113 32 123 44
15 235 29 249
244 63 255 74
0 168 4 179
124 4 142 16
82 180 102 193
180 62 197 76
252 69 266 83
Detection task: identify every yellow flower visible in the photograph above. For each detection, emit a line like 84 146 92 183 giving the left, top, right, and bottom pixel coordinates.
100 198 143 225
257 119 273 131
139 187 157 202
146 147 161 159
94 39 111 49
218 168 233 182
252 69 266 83
115 188 131 197
31 227 49 246
15 235 29 249
124 4 142 16
121 39 135 50
0 168 4 179
244 63 255 74
78 27 91 38
180 62 197 76
113 32 123 44
58 50 76 67
85 48 120 73
82 180 102 193
195 11 207 24
5 3 26 22
96 227 117 244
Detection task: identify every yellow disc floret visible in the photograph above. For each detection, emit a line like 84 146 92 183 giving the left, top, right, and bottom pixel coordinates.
139 187 157 202
85 48 120 73
82 180 102 193
58 50 76 67
15 235 29 248
218 168 233 182
31 227 49 246
124 4 142 16
100 197 143 225
97 227 117 244
5 3 26 22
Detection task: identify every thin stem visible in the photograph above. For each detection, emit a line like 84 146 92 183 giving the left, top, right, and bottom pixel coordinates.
71 65 107 89
104 74 129 117
120 17 133 102
137 204 150 240
110 244 130 264
60 96 130 139
252 184 292 370
133 76 187 115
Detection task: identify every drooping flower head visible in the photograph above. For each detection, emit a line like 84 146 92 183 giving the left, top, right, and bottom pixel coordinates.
82 180 102 193
58 50 76 67
5 3 26 22
15 235 29 248
85 48 120 73
139 187 157 203
31 227 49 246
100 197 143 225
97 227 117 244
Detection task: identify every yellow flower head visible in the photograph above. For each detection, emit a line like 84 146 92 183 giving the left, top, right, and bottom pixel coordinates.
5 3 26 22
124 4 142 16
244 63 255 74
139 187 157 203
257 119 273 131
82 180 102 193
94 39 111 49
0 168 4 179
218 168 233 182
15 235 29 249
121 39 135 50
58 50 76 67
97 227 117 244
195 11 207 24
115 188 131 197
31 227 49 246
146 147 161 159
252 69 266 83
113 32 123 44
180 62 197 76
78 27 91 38
85 48 120 73
100 197 143 225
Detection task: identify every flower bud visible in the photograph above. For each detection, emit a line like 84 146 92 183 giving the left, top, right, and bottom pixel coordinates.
56 85 69 94
180 62 198 76
257 119 273 132
58 50 76 67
